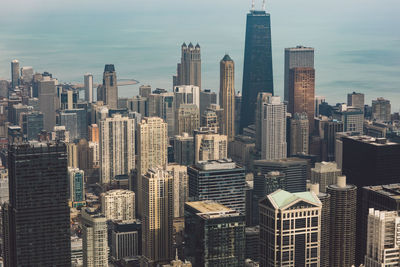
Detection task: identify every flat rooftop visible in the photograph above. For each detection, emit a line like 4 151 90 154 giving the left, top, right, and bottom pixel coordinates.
363 184 400 200
186 201 240 219
195 158 238 170
344 135 399 146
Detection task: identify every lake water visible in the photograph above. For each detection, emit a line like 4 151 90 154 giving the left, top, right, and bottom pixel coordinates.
0 0 399 109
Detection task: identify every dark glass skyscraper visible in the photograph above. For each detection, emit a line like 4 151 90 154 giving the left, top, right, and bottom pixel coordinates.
3 141 71 266
240 9 274 131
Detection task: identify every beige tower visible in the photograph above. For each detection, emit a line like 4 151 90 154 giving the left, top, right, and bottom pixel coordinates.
219 55 235 141
137 117 168 217
101 189 135 221
175 104 200 136
166 164 188 218
175 43 201 88
99 114 135 184
142 168 173 266
290 112 309 156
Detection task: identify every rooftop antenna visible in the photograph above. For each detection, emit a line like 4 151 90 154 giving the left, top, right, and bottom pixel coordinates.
262 0 266 10
251 0 255 11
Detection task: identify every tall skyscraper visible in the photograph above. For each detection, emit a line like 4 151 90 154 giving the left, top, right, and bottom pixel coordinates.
166 164 188 218
260 96 287 160
84 73 94 103
11 59 19 88
20 66 34 84
174 85 200 109
101 189 135 221
311 161 341 193
100 114 135 184
194 127 227 163
220 54 235 141
174 43 201 88
188 159 246 214
255 92 272 151
241 8 274 131
142 168 173 266
372 97 391 122
364 209 400 266
3 142 71 266
175 104 200 136
137 117 168 216
81 208 108 267
259 189 322 267
185 201 245 267
347 92 365 109
38 76 58 131
60 112 78 140
289 112 309 156
359 184 400 265
288 67 315 132
326 176 357 267
284 46 314 102
98 64 118 109
21 111 44 140
68 167 85 208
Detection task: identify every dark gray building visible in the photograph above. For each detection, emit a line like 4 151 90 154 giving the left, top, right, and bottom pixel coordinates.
98 64 118 109
3 141 71 266
64 109 88 140
240 9 274 131
188 159 246 214
199 89 217 117
22 111 44 140
110 220 142 262
254 158 308 193
174 133 194 166
184 201 245 267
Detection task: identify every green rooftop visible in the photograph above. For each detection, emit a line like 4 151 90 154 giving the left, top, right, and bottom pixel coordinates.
269 189 320 209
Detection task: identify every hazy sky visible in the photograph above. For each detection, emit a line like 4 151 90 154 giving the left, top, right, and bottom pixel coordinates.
0 0 399 108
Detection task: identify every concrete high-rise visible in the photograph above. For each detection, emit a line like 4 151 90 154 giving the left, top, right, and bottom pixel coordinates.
81 208 108 267
84 73 94 103
38 76 58 131
347 92 364 109
284 46 314 102
359 184 400 265
220 54 235 141
260 96 287 160
188 159 246 214
194 127 227 163
333 105 364 133
289 112 309 156
101 189 135 221
142 168 173 266
3 142 71 266
174 85 200 109
288 67 315 132
175 104 200 136
364 209 400 266
309 184 331 267
11 59 19 88
259 189 321 267
255 92 272 151
372 97 391 122
137 117 168 216
174 42 201 88
241 9 274 131
326 176 357 267
166 164 188 218
185 201 245 267
98 64 118 109
311 161 341 193
100 114 135 184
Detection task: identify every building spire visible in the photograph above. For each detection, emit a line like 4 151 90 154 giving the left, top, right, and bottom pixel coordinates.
251 0 255 10
175 248 179 261
262 0 266 10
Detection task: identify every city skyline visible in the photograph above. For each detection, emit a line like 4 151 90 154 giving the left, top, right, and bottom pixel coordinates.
0 0 399 109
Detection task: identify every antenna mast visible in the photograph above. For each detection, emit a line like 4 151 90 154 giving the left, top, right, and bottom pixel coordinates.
262 0 266 10
251 0 255 11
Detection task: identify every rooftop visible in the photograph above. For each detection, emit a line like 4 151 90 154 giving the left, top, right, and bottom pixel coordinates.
187 200 241 219
344 135 399 146
363 184 400 200
195 158 238 170
268 189 321 209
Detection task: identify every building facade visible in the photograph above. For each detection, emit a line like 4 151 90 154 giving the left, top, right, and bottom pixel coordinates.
101 189 135 221
220 54 235 141
174 43 201 88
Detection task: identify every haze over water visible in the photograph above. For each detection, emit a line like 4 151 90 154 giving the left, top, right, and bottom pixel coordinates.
0 0 399 109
